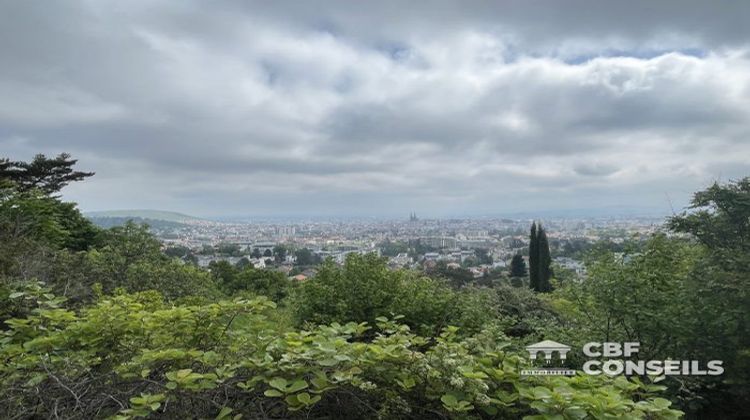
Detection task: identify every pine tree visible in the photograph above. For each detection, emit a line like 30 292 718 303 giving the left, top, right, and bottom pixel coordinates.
0 153 94 195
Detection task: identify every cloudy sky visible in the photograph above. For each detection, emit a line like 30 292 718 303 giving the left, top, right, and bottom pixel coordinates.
2 1 749 219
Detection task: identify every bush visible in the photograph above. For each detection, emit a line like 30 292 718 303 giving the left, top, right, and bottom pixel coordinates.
0 289 682 419
291 254 467 334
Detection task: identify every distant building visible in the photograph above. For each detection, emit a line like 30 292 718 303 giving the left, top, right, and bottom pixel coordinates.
388 253 413 267
250 258 266 269
253 241 277 253
554 257 586 276
276 226 296 238
197 255 242 267
276 264 293 275
458 238 496 249
421 236 458 249
291 274 308 281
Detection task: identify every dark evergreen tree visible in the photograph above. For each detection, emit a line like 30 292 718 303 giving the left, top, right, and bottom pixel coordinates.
1 153 94 195
529 222 539 291
510 254 527 278
528 221 553 292
537 225 553 292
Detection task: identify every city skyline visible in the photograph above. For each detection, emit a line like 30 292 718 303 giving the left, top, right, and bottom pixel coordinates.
2 1 749 218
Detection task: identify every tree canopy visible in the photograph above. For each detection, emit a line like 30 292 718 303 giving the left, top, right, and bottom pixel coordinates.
1 153 94 195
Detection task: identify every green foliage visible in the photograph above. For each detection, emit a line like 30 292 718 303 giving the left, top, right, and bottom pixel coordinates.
273 245 288 263
0 187 97 251
429 260 476 288
530 223 539 291
666 177 750 415
0 153 94 195
668 177 750 255
553 220 748 416
294 248 319 266
379 240 409 257
216 242 243 257
214 263 292 302
0 289 681 419
0 185 100 285
475 248 493 265
3 154 747 418
529 222 552 293
510 254 527 278
554 235 699 357
291 253 473 334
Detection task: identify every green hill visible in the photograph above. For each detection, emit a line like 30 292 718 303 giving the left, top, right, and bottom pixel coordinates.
84 209 202 223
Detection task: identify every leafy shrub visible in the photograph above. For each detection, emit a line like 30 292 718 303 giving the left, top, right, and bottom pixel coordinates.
291 254 470 334
0 290 682 419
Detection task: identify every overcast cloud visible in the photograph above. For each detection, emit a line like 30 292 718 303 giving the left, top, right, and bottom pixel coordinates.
1 1 749 218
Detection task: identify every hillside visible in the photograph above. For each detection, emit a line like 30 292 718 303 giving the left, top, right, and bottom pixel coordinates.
84 209 202 223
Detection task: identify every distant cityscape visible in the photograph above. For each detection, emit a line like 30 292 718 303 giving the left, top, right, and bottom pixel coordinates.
88 211 664 281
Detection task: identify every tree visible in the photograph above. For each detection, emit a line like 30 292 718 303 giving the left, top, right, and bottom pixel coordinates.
529 222 539 290
667 177 750 415
528 222 552 292
251 248 262 259
432 261 474 288
291 253 464 334
510 254 527 278
537 225 553 292
235 257 251 269
0 153 94 195
216 243 241 256
221 267 291 301
668 177 750 258
379 240 408 257
208 260 238 287
263 249 272 258
294 248 316 266
0 187 99 281
273 245 287 263
475 248 493 265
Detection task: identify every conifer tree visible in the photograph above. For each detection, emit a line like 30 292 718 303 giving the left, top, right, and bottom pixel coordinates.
529 221 553 292
529 222 539 290
537 225 553 292
0 153 94 195
510 254 527 278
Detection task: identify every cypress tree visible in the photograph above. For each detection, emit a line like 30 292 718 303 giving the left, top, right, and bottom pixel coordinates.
529 222 539 291
537 225 552 292
528 221 553 292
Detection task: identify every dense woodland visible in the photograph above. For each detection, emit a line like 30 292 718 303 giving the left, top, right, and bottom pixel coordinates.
0 154 748 419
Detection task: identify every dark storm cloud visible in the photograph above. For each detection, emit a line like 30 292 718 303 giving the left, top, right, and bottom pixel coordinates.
1 0 749 217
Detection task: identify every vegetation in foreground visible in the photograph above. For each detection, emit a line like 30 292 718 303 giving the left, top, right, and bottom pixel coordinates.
0 154 747 419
